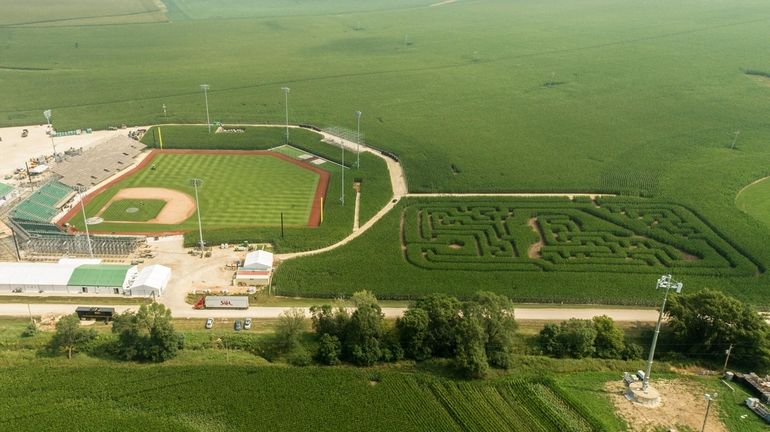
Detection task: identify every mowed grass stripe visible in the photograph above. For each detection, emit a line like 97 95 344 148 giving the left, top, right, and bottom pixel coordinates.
79 153 320 231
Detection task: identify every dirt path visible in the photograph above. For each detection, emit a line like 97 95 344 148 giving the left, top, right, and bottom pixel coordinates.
606 380 727 432
430 0 459 6
98 187 196 224
527 217 544 259
353 188 361 231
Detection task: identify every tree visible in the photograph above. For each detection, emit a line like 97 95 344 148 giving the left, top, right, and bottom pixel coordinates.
48 314 97 359
666 289 770 367
275 308 306 354
310 304 349 339
538 323 561 357
112 303 183 362
350 290 378 308
345 303 385 366
538 319 597 358
592 315 626 359
315 333 342 365
454 303 489 378
413 294 462 357
397 308 432 360
474 291 518 368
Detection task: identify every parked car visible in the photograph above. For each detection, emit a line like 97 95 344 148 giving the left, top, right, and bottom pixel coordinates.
234 320 242 331
244 318 252 330
205 318 214 329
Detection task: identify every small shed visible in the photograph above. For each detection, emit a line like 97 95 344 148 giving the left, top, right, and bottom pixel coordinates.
127 264 171 297
242 250 273 271
235 270 271 286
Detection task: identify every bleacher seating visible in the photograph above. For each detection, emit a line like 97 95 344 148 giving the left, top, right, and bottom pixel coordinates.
54 135 146 189
11 180 74 223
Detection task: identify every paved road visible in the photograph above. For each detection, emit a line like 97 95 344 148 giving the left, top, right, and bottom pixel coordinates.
0 302 659 322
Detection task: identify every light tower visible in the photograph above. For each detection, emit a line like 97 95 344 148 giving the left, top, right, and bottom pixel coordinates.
701 393 717 432
75 186 94 258
340 139 345 205
190 178 205 257
281 87 290 144
200 84 211 133
355 111 362 169
642 274 683 392
43 109 56 157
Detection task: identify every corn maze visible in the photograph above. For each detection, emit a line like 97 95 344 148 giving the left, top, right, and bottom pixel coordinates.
403 198 757 275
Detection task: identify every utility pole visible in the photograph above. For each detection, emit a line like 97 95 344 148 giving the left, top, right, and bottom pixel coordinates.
643 274 683 392
355 111 362 169
282 87 290 144
722 344 734 373
191 179 205 257
200 84 211 134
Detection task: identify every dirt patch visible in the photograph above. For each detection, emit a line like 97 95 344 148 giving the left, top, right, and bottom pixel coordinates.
527 217 544 259
97 187 195 224
448 241 463 250
606 380 727 432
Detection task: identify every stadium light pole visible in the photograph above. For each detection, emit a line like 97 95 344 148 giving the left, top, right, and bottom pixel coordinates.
281 87 290 144
190 178 205 257
43 109 56 157
200 84 211 134
355 111 362 169
642 274 683 392
76 186 94 258
701 393 717 432
340 139 345 205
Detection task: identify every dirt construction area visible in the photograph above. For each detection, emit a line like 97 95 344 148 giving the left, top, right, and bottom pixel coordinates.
96 187 195 224
606 379 727 432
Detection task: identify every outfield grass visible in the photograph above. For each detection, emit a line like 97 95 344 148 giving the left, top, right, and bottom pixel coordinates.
736 177 770 230
100 198 166 222
69 152 320 232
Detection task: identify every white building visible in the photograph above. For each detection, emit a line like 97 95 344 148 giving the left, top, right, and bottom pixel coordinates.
242 250 273 271
0 263 77 293
0 262 137 294
126 264 171 297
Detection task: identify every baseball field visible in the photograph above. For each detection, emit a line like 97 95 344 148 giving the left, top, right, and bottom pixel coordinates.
65 150 328 234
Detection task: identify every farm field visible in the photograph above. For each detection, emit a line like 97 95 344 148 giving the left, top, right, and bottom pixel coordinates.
0 365 609 432
67 152 322 233
1 0 770 302
0 0 166 27
274 197 769 306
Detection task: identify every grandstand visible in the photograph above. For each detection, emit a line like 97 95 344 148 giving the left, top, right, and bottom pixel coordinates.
5 179 143 257
10 181 74 223
53 135 146 189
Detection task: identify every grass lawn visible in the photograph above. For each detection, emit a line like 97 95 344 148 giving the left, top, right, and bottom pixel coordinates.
100 199 166 222
736 177 770 230
68 152 321 233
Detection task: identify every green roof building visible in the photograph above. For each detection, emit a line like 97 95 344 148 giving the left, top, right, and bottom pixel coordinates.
67 264 138 294
0 182 13 200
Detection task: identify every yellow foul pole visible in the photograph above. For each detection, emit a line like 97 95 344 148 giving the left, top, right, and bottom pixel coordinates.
158 127 163 149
